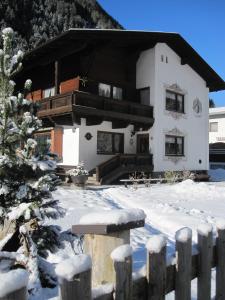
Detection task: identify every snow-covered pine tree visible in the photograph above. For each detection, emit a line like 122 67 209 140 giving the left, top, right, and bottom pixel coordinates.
0 28 63 295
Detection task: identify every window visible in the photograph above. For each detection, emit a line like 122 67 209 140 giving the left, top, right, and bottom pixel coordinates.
99 83 123 100
166 90 184 113
99 83 111 98
165 135 184 156
43 87 55 98
113 86 123 100
139 87 150 105
97 131 124 154
209 122 218 132
34 132 51 154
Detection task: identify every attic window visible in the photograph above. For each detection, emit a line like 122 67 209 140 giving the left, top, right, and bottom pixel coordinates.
166 56 168 63
161 55 164 62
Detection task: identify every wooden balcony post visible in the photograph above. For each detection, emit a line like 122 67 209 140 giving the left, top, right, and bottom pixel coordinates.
72 209 145 287
55 60 61 95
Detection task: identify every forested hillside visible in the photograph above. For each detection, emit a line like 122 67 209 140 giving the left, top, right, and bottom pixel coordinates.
0 0 123 51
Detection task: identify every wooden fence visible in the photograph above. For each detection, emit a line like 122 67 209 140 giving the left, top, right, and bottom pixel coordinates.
1 224 225 300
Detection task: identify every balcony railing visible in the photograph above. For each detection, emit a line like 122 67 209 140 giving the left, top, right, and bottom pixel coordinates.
37 90 154 127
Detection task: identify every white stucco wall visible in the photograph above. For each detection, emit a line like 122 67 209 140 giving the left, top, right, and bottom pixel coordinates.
78 119 136 171
209 114 225 144
136 43 209 172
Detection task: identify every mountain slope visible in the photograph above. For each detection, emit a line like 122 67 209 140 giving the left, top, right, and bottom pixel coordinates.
0 0 123 51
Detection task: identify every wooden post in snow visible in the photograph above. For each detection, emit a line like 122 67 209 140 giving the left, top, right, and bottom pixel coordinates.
0 287 27 300
111 244 133 300
146 235 167 300
175 227 192 300
56 254 92 300
0 269 28 300
216 221 225 299
197 224 213 300
72 209 145 286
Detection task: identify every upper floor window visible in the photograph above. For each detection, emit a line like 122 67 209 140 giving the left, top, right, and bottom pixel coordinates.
99 83 111 98
43 87 55 98
113 86 123 100
165 135 184 156
209 122 218 132
139 87 150 106
98 83 123 100
166 90 184 113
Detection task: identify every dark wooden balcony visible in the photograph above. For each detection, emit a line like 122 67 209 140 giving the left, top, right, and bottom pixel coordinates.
37 90 154 128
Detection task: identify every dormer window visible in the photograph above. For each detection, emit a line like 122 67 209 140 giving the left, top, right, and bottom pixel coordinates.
166 90 184 113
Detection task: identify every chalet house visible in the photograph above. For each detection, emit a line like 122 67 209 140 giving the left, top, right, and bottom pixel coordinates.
209 107 225 169
16 29 225 184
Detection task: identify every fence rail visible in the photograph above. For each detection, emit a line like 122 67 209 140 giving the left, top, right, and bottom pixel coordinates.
2 224 225 300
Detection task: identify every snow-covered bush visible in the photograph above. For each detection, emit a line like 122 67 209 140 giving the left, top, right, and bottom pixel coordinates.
182 170 195 181
0 28 63 296
66 162 89 177
164 171 179 184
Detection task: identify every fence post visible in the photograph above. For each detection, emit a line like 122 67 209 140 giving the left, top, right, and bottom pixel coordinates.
175 227 192 300
0 269 28 300
197 224 213 300
146 235 167 300
0 287 27 300
216 221 225 299
111 244 132 300
55 254 92 300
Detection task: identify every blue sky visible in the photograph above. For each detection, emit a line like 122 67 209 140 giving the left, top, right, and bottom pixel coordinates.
98 0 225 107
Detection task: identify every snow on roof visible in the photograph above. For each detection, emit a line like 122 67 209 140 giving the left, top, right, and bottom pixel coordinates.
55 255 92 282
68 28 179 34
209 107 225 115
0 269 29 297
79 208 146 225
111 244 133 262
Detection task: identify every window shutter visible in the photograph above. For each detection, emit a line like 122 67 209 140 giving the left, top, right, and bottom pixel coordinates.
51 127 63 159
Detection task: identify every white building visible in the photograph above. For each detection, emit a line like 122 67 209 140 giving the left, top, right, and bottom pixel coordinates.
209 107 225 168
20 29 225 183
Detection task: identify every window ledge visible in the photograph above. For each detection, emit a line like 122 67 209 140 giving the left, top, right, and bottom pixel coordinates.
163 155 187 164
164 109 187 120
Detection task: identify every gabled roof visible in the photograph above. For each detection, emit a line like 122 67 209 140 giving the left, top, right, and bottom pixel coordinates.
23 29 225 92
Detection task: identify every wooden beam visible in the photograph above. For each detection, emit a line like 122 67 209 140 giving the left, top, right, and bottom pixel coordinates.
72 220 145 235
38 105 72 118
73 105 154 126
86 116 103 126
54 60 60 95
181 57 188 65
112 120 129 129
24 41 88 69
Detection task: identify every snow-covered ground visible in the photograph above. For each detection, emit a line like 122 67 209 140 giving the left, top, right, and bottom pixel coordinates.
43 168 225 299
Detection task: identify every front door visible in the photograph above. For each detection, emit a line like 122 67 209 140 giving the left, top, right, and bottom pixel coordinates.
137 134 149 154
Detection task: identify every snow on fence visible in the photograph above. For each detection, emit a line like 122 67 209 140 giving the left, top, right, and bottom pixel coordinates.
2 223 225 300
